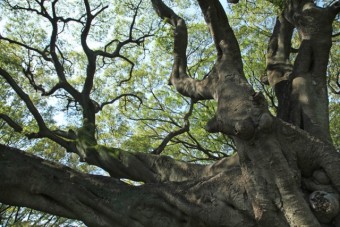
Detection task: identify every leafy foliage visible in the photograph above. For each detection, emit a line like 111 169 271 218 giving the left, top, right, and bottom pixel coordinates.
0 0 339 225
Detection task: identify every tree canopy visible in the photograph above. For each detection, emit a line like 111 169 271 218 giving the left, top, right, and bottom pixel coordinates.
0 0 339 226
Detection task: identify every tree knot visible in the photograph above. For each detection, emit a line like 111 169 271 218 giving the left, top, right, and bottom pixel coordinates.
309 191 339 223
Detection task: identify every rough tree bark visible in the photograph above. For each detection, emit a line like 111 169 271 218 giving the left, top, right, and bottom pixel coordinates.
1 0 340 226
267 0 339 145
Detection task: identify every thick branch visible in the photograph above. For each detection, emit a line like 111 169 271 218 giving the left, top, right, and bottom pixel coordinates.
0 144 161 226
196 0 243 75
281 1 336 144
79 145 240 183
74 120 240 183
0 144 254 227
266 16 294 120
266 16 294 87
0 114 23 132
81 0 97 98
0 68 48 132
151 0 216 101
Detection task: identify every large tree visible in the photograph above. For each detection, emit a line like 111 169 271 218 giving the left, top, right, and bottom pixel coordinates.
0 0 340 226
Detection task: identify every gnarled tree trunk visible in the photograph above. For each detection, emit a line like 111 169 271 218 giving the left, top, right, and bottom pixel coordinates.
1 0 340 226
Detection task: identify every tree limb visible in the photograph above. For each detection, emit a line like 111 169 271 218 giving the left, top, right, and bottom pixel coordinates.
81 0 97 98
99 93 143 111
266 16 293 87
196 0 243 75
0 143 254 227
0 144 156 227
0 35 52 62
0 114 23 132
282 0 335 144
266 16 294 121
150 0 217 101
0 68 48 132
0 68 76 152
152 100 194 154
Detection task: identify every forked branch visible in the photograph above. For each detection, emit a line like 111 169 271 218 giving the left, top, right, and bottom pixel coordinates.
0 68 76 152
151 0 217 101
197 0 243 75
152 100 194 154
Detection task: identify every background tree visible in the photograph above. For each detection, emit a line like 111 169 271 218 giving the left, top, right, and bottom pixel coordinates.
0 0 339 226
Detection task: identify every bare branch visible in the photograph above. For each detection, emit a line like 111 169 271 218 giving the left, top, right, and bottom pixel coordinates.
79 2 116 97
81 0 97 98
99 94 143 111
127 0 143 40
152 100 194 154
329 0 340 14
5 1 47 18
0 35 52 62
93 5 108 18
118 55 135 86
3 0 71 85
0 68 76 152
332 32 340 37
0 114 23 132
41 83 63 96
173 135 222 160
187 132 222 159
96 34 153 59
6 0 84 103
0 68 47 132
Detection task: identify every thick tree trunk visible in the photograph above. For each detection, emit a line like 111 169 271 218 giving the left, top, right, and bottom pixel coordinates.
2 118 340 226
149 0 340 226
0 144 255 227
1 0 339 226
267 0 340 145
